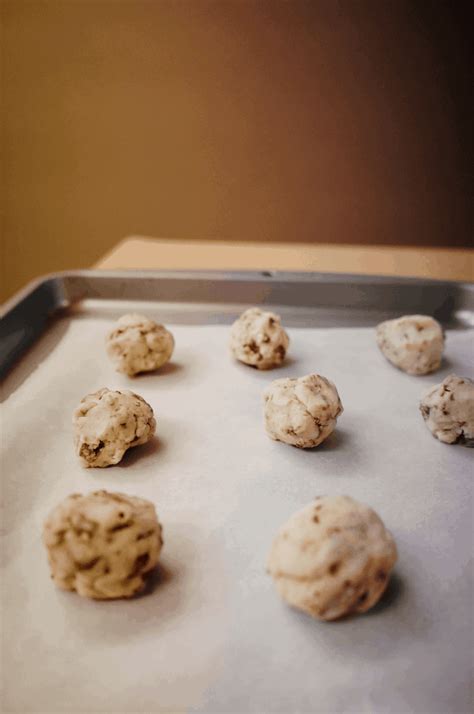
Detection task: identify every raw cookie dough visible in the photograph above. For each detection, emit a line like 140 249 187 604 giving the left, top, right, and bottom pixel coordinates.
375 314 444 375
43 490 163 599
73 388 156 467
230 307 289 369
264 374 343 448
420 374 474 445
267 495 397 621
106 313 174 376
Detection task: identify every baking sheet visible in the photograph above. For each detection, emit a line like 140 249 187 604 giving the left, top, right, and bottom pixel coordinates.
1 304 473 714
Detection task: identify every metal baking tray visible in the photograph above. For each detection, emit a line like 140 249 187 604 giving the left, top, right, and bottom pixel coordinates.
1 270 473 714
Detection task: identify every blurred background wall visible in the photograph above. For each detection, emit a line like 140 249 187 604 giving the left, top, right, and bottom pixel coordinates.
2 0 472 301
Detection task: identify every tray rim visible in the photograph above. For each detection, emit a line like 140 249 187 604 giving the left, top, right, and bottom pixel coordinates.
3 266 474 316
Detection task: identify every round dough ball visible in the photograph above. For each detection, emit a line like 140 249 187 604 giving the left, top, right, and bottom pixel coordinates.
106 313 174 376
420 374 474 445
375 314 444 375
73 388 156 467
43 490 163 599
264 374 343 448
267 495 397 621
230 307 289 370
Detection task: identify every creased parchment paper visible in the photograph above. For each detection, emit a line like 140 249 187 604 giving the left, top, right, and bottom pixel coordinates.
1 310 473 714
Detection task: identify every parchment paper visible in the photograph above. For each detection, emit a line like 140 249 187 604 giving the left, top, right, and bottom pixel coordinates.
1 308 473 713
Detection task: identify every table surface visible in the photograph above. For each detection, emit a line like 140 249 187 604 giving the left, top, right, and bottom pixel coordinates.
95 237 474 281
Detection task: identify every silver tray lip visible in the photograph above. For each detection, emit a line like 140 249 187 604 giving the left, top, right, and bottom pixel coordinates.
2 266 474 316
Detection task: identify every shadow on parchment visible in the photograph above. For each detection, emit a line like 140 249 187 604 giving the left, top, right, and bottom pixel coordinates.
129 360 185 379
117 435 167 468
307 427 353 452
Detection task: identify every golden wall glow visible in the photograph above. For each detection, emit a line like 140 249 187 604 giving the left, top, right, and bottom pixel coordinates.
2 1 471 299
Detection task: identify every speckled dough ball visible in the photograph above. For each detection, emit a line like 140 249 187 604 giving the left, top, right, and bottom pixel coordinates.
73 388 156 467
230 307 289 369
106 313 174 376
267 495 397 621
420 374 474 445
264 374 343 448
43 490 163 599
375 314 444 375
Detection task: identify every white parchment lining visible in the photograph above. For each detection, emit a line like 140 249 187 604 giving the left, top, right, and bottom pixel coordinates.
1 308 473 713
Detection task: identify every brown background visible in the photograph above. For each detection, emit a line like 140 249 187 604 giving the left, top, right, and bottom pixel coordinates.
2 0 472 301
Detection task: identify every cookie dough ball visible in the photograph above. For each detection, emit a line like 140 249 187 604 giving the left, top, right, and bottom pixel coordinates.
267 495 397 621
375 314 444 375
73 388 156 467
264 374 343 448
43 490 163 599
420 374 474 445
230 307 289 369
106 313 174 376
